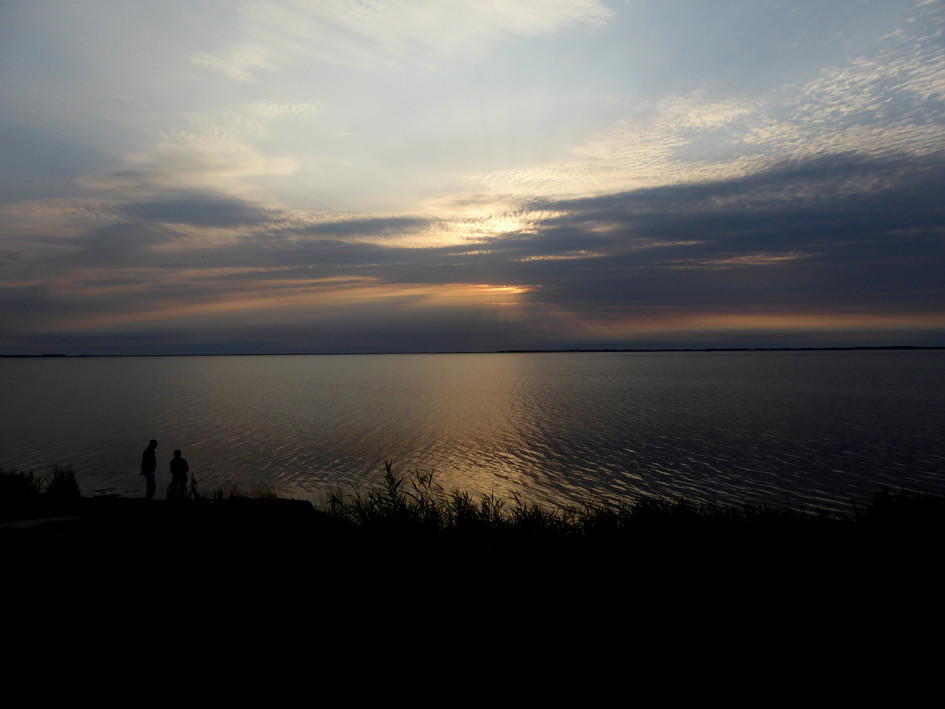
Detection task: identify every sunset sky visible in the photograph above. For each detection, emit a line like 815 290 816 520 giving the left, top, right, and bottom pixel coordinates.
2 0 944 354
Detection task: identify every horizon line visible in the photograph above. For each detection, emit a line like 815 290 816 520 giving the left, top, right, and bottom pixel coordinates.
2 345 943 358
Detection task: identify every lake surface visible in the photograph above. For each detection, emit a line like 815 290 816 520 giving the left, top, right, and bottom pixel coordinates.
2 351 943 512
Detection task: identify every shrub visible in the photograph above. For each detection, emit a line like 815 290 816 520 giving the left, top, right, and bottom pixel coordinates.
44 465 81 501
0 469 44 517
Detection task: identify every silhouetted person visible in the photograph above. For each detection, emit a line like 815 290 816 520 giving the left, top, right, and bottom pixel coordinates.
169 449 190 501
141 439 157 501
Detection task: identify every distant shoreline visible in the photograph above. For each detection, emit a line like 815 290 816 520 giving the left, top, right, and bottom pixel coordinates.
2 345 943 358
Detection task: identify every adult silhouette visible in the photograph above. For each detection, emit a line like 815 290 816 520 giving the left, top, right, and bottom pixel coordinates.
141 439 157 501
169 449 190 501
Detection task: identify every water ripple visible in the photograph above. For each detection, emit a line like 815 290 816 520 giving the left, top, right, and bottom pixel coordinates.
2 351 944 511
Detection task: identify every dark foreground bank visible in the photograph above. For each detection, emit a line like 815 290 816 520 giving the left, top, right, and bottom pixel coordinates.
3 465 944 672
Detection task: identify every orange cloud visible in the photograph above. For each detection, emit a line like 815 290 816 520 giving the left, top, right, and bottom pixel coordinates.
51 278 532 332
551 308 945 341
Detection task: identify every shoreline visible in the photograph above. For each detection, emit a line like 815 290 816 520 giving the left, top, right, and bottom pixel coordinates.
5 474 943 548
5 474 942 657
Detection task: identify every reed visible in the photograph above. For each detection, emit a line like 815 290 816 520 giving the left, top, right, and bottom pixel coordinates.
321 460 849 541
4 461 942 545
0 465 80 519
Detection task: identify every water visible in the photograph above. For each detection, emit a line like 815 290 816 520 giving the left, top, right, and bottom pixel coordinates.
2 350 943 512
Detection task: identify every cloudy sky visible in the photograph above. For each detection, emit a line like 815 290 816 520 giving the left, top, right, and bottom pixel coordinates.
1 0 943 354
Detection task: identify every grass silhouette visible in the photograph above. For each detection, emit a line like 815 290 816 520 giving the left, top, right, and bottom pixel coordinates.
3 462 943 661
3 460 943 540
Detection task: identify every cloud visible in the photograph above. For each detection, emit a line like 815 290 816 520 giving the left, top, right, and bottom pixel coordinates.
2 1 943 353
470 13 945 201
123 193 276 228
289 215 437 239
190 0 612 79
246 101 320 119
80 139 299 196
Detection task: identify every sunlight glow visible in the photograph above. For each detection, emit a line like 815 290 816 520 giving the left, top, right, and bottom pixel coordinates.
50 278 532 332
546 309 945 343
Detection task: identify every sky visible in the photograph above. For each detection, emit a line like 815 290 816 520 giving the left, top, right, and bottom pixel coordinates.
1 0 944 354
